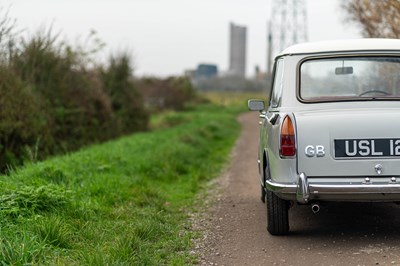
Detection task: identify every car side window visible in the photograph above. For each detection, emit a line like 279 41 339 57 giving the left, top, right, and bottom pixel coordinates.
270 59 284 108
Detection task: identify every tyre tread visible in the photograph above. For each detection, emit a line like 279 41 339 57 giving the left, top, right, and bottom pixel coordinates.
261 185 266 203
266 189 289 235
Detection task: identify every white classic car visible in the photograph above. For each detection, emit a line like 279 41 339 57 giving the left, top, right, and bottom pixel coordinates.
248 39 400 235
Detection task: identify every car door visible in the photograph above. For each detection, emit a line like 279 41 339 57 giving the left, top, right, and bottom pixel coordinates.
260 58 285 182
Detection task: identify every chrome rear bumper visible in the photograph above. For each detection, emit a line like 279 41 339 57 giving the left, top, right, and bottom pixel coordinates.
266 173 400 203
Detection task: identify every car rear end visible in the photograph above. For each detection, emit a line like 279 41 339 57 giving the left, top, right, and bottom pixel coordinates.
295 105 400 203
249 41 400 235
270 55 400 204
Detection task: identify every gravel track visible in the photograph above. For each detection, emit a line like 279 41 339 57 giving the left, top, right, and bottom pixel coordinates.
196 112 400 266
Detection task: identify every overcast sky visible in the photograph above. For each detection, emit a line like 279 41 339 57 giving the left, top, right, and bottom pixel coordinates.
2 0 360 77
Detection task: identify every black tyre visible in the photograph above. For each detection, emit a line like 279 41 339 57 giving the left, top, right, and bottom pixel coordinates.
266 189 290 235
261 185 266 203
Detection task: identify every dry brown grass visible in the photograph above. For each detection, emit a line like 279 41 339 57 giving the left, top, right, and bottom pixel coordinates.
200 91 267 109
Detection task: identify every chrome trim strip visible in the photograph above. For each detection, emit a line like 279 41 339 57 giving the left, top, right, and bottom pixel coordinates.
309 183 400 194
295 53 400 104
265 176 400 202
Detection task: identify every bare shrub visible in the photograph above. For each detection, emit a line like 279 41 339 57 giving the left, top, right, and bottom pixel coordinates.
342 0 400 38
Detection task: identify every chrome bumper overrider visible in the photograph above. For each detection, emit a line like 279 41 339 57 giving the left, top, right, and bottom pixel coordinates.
265 173 400 203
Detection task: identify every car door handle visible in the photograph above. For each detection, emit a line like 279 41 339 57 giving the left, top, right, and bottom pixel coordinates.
259 112 279 125
266 113 279 125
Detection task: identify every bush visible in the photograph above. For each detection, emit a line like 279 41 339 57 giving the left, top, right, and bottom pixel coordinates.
137 76 197 112
101 53 148 134
0 66 47 167
13 34 116 144
0 28 149 170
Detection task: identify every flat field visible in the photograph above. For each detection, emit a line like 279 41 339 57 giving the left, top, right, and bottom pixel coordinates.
201 91 267 107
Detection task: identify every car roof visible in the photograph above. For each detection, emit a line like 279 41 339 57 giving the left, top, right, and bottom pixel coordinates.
278 39 400 56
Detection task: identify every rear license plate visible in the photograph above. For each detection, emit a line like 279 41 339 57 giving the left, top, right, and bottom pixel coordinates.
334 138 400 158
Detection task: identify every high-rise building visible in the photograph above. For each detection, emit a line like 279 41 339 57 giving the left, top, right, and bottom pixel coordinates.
229 22 247 78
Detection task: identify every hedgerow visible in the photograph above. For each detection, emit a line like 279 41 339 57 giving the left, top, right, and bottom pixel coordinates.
0 12 197 170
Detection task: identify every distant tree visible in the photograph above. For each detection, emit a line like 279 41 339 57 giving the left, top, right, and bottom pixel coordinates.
342 0 400 38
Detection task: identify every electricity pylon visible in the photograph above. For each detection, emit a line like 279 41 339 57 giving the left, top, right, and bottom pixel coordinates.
267 0 308 74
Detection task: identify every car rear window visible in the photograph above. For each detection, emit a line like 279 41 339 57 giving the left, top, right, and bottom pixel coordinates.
300 56 400 102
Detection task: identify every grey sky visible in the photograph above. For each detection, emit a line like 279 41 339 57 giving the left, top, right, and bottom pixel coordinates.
3 0 360 77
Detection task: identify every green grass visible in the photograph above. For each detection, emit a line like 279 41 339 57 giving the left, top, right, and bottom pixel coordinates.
0 104 241 265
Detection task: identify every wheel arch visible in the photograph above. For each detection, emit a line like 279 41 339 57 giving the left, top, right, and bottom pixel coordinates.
262 148 270 188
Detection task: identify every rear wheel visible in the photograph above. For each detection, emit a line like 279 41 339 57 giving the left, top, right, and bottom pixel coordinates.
266 189 289 235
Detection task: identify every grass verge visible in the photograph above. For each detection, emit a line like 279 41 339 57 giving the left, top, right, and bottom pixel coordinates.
0 104 241 265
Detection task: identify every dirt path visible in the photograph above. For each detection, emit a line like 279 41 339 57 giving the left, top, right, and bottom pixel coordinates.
197 112 400 266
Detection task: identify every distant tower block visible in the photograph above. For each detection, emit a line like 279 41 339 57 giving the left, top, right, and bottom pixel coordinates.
229 22 247 78
267 0 308 73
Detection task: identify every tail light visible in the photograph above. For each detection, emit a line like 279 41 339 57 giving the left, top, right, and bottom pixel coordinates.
280 116 296 157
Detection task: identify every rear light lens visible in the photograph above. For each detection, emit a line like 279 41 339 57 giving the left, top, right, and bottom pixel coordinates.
280 116 296 157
